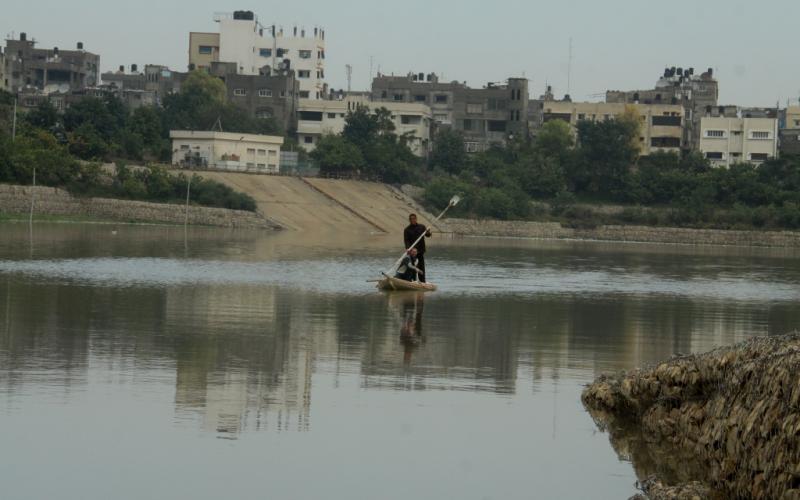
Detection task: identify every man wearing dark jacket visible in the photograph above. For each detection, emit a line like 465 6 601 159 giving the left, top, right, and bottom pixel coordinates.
403 213 432 282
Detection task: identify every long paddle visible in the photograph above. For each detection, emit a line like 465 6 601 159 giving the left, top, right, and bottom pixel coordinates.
383 195 461 277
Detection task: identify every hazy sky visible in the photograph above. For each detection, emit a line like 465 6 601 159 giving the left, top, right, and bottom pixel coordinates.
4 0 799 107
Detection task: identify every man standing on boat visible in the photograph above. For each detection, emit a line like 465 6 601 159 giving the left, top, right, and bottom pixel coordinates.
403 214 432 282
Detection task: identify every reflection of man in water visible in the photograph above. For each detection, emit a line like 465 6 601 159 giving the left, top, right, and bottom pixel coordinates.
399 293 425 364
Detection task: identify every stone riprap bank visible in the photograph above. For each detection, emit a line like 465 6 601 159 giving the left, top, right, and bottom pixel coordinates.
0 184 279 229
444 218 800 248
582 334 800 499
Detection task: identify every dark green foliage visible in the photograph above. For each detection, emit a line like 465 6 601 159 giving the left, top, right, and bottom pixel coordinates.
430 128 467 175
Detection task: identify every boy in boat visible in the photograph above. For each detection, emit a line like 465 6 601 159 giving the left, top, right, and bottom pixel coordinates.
403 214 432 282
395 248 423 282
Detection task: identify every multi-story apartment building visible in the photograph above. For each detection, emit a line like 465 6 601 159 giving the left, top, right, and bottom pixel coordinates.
102 64 188 105
296 94 432 157
371 73 528 152
540 101 684 155
216 62 299 133
699 116 778 167
779 106 800 156
189 11 326 99
4 33 99 93
0 47 6 91
606 66 718 152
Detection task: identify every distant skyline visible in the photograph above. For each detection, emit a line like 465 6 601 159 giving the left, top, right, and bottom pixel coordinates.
3 0 799 107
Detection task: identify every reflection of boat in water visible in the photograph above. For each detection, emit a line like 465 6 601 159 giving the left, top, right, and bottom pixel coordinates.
376 275 437 292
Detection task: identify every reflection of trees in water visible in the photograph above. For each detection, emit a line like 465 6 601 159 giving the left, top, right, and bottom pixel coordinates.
3 278 800 437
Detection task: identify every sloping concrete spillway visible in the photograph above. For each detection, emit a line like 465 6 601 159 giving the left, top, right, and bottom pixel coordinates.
200 173 440 235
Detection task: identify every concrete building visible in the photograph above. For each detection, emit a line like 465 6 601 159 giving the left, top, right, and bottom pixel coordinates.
207 61 298 133
4 32 99 93
170 130 284 173
371 72 528 152
779 106 800 156
296 94 432 157
102 64 189 103
189 11 326 99
541 101 684 155
699 116 778 167
0 48 6 91
607 66 718 152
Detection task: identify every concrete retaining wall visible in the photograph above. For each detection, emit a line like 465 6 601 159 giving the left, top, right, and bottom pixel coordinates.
445 218 800 248
0 184 279 229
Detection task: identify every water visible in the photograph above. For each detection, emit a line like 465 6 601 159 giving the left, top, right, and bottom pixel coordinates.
1 223 799 499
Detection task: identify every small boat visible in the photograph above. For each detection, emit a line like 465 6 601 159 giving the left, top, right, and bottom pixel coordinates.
376 276 437 292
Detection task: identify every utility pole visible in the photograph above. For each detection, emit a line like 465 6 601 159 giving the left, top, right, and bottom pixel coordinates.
345 64 352 92
567 37 573 97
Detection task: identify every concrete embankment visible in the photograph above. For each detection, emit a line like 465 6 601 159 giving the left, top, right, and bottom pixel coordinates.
198 172 442 234
0 184 278 228
582 334 800 499
445 218 800 248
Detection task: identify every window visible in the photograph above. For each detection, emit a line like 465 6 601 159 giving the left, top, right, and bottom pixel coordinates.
233 88 247 97
247 148 256 155
401 115 421 125
257 163 266 169
198 46 213 55
487 98 507 111
327 113 336 119
578 114 586 120
652 116 681 126
750 131 771 140
705 130 725 138
255 109 272 119
317 70 324 79
299 111 323 121
434 94 448 103
304 136 314 144
246 163 255 168
651 137 681 148
705 152 724 160
414 95 426 102
393 94 404 101
750 153 769 161
268 150 277 157
467 103 482 114
465 142 480 153
299 50 312 59
259 48 272 57
487 120 507 132
462 119 473 131
279 91 287 98
299 90 310 98
276 48 286 57
298 70 311 78
258 149 267 156
433 113 449 123
258 88 272 98
180 145 190 150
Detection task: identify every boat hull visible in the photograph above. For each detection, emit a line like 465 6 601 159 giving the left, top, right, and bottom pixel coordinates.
376 277 437 292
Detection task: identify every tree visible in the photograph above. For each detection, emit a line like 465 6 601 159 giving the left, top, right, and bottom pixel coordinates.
310 135 365 176
574 118 639 199
24 100 60 130
430 128 467 175
534 120 573 161
181 70 227 105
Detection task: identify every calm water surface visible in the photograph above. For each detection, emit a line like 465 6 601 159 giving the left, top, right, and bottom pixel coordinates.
1 223 799 499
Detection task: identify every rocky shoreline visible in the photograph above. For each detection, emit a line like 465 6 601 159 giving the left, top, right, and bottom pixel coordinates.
582 334 800 499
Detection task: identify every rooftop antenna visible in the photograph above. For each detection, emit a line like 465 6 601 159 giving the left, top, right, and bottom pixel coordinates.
567 37 573 96
345 64 352 92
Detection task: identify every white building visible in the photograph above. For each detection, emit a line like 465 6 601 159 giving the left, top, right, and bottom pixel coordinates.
699 117 778 167
170 130 284 173
297 95 432 157
190 11 326 99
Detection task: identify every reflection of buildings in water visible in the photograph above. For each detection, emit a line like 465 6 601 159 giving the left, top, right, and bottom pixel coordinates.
168 286 323 434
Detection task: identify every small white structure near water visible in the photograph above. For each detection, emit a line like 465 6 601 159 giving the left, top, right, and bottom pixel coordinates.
170 130 284 173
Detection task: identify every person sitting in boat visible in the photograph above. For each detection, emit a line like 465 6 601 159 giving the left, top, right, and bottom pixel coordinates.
395 248 423 282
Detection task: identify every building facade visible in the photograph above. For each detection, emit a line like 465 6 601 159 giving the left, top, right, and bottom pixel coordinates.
102 64 189 102
371 73 528 152
541 101 684 155
779 106 800 156
606 66 718 152
296 95 432 157
170 130 284 173
699 117 778 167
0 48 6 91
189 11 326 99
4 33 99 93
